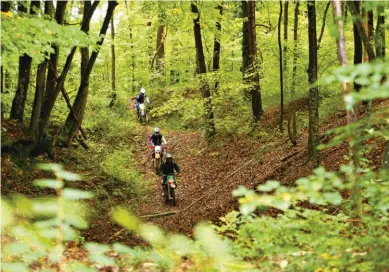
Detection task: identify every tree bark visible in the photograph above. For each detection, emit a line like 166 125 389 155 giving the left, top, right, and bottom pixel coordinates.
109 15 117 107
352 0 363 92
62 1 118 144
291 1 300 95
347 1 376 61
10 1 40 123
30 1 54 141
247 0 263 122
278 1 284 132
191 1 216 142
39 1 99 139
317 1 331 50
38 1 68 137
307 0 319 167
375 3 385 59
283 1 288 92
242 1 249 76
156 2 166 76
212 4 223 95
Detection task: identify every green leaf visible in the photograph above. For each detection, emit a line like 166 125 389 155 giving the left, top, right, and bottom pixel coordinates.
34 179 63 189
36 163 63 172
112 207 141 233
56 170 83 181
1 263 29 272
62 189 93 200
257 180 280 192
3 242 30 255
1 200 14 230
85 242 110 254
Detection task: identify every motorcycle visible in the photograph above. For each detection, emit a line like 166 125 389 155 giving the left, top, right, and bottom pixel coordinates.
136 103 148 123
153 145 163 173
163 174 177 206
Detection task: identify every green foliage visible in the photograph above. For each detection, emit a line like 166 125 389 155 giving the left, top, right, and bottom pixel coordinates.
0 12 97 70
1 164 92 271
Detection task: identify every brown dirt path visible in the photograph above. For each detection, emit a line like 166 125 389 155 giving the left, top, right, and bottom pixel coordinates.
133 100 388 235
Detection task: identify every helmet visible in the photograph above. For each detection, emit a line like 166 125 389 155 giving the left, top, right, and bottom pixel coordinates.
154 127 160 133
141 88 146 94
166 153 173 159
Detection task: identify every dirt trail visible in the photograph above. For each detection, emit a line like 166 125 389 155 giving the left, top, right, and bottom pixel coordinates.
133 100 388 235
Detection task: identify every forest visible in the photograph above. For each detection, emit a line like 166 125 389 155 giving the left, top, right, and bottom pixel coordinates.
1 0 389 271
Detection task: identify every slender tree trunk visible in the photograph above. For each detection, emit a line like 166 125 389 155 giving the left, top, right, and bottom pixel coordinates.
38 1 68 138
247 0 263 122
347 1 376 60
317 1 331 50
62 1 118 144
307 0 319 167
29 1 54 141
125 0 135 93
352 0 363 92
156 2 166 76
212 4 223 95
375 4 385 59
332 0 362 218
278 1 284 132
10 1 40 123
283 1 288 92
109 15 117 107
367 10 374 61
242 1 249 76
39 1 99 139
191 1 216 142
291 1 300 95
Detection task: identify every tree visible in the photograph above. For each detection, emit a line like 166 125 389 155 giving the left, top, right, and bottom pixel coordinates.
10 1 40 123
61 0 119 145
155 2 166 76
307 0 319 167
38 1 99 140
38 1 69 138
109 15 117 107
375 3 385 59
347 1 375 61
247 0 263 122
30 1 55 141
191 1 216 142
291 1 300 95
212 4 223 94
283 1 288 91
352 0 363 92
278 1 284 132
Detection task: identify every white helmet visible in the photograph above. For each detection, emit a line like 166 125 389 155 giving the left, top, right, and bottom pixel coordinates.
141 88 146 94
154 127 160 133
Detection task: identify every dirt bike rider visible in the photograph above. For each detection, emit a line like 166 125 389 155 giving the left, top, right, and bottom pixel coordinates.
132 87 150 117
148 127 167 160
159 153 180 195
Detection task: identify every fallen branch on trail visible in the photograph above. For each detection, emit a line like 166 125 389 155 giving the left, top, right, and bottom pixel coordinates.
281 149 304 162
140 211 176 218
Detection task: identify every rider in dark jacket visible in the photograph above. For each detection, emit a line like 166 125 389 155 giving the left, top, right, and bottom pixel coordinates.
159 153 180 186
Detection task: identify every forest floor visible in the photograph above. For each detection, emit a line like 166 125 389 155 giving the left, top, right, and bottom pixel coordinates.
1 99 388 247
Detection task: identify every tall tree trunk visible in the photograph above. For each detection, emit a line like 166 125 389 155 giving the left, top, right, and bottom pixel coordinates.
191 1 216 142
10 1 40 123
242 1 249 76
317 1 331 50
156 2 166 76
38 1 68 138
347 1 376 60
283 1 288 92
352 0 363 92
212 4 223 95
291 1 300 95
124 0 136 93
278 1 284 132
62 1 118 144
332 0 362 218
109 15 117 107
307 0 319 167
375 3 385 59
247 0 263 122
367 10 374 62
30 1 53 141
39 1 99 139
